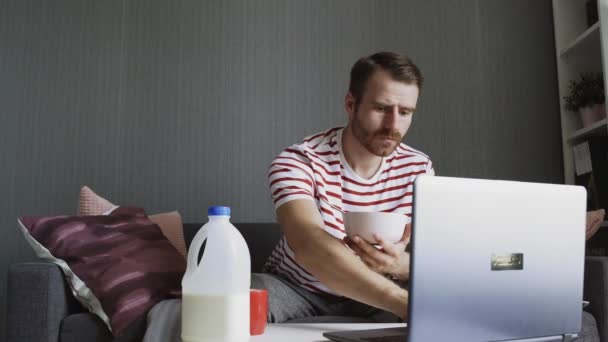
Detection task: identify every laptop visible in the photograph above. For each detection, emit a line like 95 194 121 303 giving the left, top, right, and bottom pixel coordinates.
324 176 586 342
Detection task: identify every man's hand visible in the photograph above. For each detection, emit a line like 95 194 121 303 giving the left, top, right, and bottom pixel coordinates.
344 223 411 281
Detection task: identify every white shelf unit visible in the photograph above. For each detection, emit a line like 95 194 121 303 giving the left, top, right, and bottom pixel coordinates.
552 0 608 186
560 21 601 58
568 118 608 142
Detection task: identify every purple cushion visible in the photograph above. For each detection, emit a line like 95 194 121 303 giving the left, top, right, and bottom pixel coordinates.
18 207 186 336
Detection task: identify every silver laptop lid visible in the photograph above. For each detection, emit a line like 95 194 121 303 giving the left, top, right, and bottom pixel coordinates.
409 176 586 342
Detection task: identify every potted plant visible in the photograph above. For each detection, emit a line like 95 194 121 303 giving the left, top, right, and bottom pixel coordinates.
563 72 606 127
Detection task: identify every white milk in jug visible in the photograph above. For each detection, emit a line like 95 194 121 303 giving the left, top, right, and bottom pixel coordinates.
181 206 251 342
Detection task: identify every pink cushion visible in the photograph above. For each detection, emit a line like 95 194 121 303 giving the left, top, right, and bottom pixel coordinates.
149 211 187 258
78 186 117 216
18 207 185 336
586 209 606 240
77 186 187 258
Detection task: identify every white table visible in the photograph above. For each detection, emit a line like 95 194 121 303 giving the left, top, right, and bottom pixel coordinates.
250 323 406 342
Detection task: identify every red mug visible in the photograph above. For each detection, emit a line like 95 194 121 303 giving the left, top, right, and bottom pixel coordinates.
250 289 268 335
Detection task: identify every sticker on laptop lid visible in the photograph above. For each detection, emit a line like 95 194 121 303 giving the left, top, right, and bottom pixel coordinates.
491 253 523 271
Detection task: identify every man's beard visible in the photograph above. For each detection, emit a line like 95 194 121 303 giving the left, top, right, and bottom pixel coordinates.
351 109 402 157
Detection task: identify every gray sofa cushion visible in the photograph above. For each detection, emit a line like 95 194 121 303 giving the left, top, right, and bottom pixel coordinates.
7 262 84 342
60 313 112 342
584 256 608 342
183 222 282 273
580 311 600 342
59 313 146 342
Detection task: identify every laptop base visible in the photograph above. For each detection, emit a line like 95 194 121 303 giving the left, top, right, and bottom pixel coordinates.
323 327 407 342
323 327 577 342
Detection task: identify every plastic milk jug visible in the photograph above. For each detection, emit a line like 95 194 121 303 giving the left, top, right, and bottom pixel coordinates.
181 206 251 342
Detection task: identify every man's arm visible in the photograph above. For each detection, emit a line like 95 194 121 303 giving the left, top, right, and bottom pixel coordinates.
276 199 408 319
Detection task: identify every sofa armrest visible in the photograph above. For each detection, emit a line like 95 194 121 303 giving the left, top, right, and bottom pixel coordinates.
585 256 608 342
7 262 84 342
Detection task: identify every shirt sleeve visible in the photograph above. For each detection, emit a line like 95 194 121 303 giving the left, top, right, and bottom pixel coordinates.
425 158 435 176
267 147 316 209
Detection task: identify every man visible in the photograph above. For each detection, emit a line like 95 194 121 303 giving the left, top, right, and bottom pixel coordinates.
251 51 435 323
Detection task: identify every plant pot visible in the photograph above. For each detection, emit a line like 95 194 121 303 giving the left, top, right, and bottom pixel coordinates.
578 103 606 127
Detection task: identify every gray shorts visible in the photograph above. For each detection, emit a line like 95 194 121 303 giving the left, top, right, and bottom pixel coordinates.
251 272 400 323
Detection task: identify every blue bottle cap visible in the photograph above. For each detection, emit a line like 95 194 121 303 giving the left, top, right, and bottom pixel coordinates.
208 206 231 216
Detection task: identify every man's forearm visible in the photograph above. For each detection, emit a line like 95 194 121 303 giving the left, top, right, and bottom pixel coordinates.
292 227 408 319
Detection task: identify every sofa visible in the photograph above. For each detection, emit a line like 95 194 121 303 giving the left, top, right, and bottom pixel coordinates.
7 222 607 342
8 222 380 342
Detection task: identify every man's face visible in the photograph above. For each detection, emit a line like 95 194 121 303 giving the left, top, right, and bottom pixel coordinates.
346 70 419 157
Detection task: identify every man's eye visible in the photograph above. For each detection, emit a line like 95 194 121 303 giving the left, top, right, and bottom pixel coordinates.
400 111 409 116
376 106 386 112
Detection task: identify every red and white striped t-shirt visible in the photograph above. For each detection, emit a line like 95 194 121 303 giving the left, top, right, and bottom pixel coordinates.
264 127 435 295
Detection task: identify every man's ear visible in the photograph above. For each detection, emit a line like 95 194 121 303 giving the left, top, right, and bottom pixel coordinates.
345 92 356 121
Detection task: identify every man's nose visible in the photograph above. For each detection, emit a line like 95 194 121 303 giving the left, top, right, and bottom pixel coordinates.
383 107 400 130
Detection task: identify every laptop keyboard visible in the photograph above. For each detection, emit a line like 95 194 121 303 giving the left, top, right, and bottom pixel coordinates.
362 336 407 342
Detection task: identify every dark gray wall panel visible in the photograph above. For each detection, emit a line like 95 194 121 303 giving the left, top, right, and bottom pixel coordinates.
0 0 129 336
0 0 560 336
476 1 563 182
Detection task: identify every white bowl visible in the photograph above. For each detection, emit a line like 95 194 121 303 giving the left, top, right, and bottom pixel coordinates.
343 211 408 244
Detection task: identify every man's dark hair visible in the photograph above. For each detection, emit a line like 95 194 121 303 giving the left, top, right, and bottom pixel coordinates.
349 51 424 105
